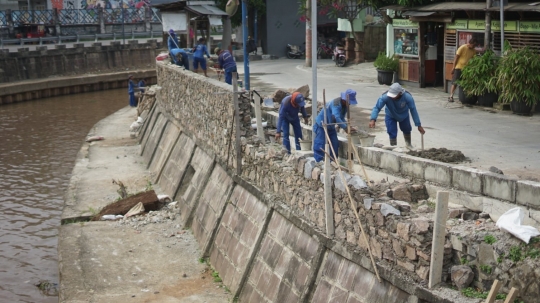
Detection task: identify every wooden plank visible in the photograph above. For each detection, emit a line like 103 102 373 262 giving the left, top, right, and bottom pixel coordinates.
232 73 242 175
484 279 502 303
428 191 449 288
503 287 518 303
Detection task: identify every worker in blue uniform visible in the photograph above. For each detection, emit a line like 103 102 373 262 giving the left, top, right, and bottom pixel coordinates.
275 92 310 153
167 29 179 52
192 38 211 77
369 83 425 147
170 48 190 70
128 75 137 107
313 89 357 162
215 47 237 85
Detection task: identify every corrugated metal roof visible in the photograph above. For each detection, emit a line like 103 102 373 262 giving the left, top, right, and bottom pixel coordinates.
403 11 436 16
487 2 540 11
186 4 228 16
383 2 540 12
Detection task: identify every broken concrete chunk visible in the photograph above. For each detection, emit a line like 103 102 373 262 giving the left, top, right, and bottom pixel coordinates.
380 203 401 217
417 205 430 213
462 212 479 221
334 172 352 192
394 200 411 212
348 176 367 189
272 89 288 104
304 157 316 179
451 265 474 290
392 185 412 202
364 198 373 210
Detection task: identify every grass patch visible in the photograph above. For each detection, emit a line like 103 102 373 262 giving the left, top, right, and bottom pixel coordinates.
212 270 222 283
497 253 505 263
509 245 523 262
460 257 469 265
484 234 497 244
479 265 492 274
461 287 506 300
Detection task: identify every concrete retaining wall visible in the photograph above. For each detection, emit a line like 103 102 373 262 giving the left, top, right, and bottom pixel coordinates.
132 62 493 303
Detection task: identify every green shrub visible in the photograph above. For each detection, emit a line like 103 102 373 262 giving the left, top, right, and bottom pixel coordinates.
374 52 399 72
459 50 498 96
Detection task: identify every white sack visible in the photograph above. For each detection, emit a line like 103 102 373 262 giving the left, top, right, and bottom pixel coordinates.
496 207 540 244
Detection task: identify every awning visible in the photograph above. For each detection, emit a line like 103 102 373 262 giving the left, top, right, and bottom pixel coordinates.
186 4 228 16
383 2 540 13
402 11 436 16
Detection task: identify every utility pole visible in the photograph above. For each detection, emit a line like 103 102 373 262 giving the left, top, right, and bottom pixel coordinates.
242 0 250 90
311 0 317 144
305 0 312 67
485 0 492 49
121 4 125 45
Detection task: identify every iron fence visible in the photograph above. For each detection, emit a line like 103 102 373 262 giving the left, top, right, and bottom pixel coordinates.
0 11 6 26
103 8 145 24
58 9 99 25
12 10 55 25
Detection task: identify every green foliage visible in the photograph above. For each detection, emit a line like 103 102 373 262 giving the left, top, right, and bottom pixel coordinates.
374 52 399 72
211 270 222 282
484 234 497 245
530 237 540 244
497 253 505 263
460 257 468 265
145 179 153 191
461 287 488 299
198 258 207 264
459 50 499 96
479 265 492 274
527 248 540 259
495 46 540 106
509 245 523 262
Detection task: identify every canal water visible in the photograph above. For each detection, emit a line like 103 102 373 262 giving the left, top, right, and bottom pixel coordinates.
0 89 128 302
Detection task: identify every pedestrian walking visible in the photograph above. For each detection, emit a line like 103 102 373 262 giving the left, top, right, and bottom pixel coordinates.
369 83 425 148
448 38 477 102
128 75 137 107
170 48 190 70
313 89 357 162
214 47 237 85
275 93 310 154
192 38 210 77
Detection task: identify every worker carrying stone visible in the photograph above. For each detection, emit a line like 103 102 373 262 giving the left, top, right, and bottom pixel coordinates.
369 83 425 148
275 93 310 154
214 47 237 85
313 89 357 162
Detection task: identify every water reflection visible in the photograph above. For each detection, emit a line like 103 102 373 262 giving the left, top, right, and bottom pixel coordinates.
0 89 127 302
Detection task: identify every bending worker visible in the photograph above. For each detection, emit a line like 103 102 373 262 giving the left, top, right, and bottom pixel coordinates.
369 83 425 148
313 89 357 162
275 93 310 154
170 48 190 70
214 47 237 85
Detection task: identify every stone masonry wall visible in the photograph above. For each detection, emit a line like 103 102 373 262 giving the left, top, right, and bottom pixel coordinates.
0 40 161 83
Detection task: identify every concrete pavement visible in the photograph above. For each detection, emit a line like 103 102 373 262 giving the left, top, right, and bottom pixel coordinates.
240 59 540 181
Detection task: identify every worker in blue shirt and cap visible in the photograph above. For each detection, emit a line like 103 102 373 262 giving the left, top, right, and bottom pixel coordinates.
369 83 425 148
170 48 190 70
313 89 357 162
215 47 237 85
275 92 310 154
167 29 179 51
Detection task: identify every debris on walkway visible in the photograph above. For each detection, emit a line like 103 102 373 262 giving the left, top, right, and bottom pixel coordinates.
92 190 161 221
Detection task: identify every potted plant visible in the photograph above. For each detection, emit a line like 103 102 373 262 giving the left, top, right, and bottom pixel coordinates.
458 50 499 107
495 46 540 115
374 52 399 85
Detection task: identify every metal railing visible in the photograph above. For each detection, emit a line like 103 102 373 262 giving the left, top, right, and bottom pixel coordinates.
0 30 162 48
0 11 7 26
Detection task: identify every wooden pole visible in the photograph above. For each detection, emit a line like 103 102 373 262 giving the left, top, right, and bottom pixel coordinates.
321 126 381 283
346 95 353 172
322 89 334 237
428 191 449 288
503 287 518 303
485 279 502 303
253 91 264 141
232 72 242 175
421 133 424 151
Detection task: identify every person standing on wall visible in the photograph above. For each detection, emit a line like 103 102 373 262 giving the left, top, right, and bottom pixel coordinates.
312 89 357 162
214 47 237 85
369 83 425 148
192 38 211 77
128 75 137 107
275 93 310 154
448 38 477 102
170 48 190 70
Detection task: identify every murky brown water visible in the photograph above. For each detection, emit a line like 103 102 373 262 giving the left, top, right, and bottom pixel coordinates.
0 89 127 302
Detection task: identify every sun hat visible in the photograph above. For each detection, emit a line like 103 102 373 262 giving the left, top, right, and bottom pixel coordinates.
214 47 221 54
169 29 175 35
340 89 357 105
387 83 405 98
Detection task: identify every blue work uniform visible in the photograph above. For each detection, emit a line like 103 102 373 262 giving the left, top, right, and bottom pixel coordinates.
138 80 146 93
128 79 137 107
218 50 237 85
193 43 210 70
276 95 308 153
168 34 179 51
370 91 421 139
170 48 189 70
313 97 347 162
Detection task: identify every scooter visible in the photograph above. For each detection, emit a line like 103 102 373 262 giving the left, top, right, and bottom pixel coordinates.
333 44 346 67
286 43 304 59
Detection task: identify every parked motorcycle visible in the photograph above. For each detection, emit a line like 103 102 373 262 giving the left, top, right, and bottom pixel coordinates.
333 44 346 67
286 43 304 59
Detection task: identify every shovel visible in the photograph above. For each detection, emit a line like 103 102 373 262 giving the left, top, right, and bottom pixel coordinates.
421 133 424 151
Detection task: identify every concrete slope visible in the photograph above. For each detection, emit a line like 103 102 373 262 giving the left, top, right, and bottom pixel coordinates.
58 106 232 302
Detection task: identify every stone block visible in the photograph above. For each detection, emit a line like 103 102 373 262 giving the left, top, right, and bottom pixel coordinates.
348 175 367 189
478 243 496 266
297 158 306 174
380 150 401 173
393 185 412 202
450 234 463 252
412 217 430 234
516 180 540 208
451 265 474 290
400 155 425 180
482 172 517 202
424 160 452 186
394 200 411 212
334 172 351 192
416 265 429 280
397 259 415 272
304 157 316 179
392 239 404 257
406 246 417 260
452 166 483 194
425 184 484 212
312 167 321 180
359 147 381 168
397 222 410 241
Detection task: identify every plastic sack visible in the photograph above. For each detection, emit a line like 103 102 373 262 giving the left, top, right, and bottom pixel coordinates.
496 207 540 243
102 215 123 221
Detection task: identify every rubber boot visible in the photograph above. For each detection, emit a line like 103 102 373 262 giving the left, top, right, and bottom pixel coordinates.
390 138 397 146
404 134 414 149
